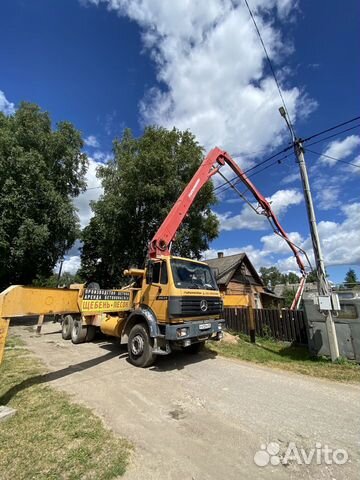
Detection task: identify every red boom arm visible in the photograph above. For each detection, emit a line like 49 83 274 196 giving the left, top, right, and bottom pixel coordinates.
149 147 306 277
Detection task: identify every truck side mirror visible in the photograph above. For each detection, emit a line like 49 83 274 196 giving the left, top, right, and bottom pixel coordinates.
146 262 153 284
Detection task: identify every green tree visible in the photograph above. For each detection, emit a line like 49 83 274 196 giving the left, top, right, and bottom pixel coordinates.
283 272 300 284
344 268 358 288
282 287 297 308
80 127 219 287
33 271 84 288
305 270 318 283
0 102 87 288
259 266 285 288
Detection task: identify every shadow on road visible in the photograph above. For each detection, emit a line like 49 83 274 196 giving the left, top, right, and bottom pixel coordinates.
0 347 122 405
2 332 218 404
148 349 218 372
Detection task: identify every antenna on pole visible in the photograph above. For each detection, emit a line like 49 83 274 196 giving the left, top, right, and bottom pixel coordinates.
279 107 340 361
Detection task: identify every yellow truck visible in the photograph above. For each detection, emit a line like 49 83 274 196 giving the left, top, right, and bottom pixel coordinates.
0 147 306 367
0 257 223 367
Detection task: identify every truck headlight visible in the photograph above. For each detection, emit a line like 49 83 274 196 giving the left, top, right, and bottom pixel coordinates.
176 327 189 338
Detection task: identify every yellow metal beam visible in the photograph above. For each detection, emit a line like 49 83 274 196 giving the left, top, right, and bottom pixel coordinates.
222 294 250 308
0 285 81 318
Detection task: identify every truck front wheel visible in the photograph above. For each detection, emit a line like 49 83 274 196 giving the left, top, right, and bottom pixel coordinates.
128 324 155 368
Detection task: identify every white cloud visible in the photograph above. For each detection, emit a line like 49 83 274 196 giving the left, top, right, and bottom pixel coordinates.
276 202 360 271
92 150 113 162
317 202 360 265
83 0 316 157
261 231 303 255
268 188 303 213
281 172 300 184
349 154 360 174
204 202 360 276
0 90 15 115
310 170 346 211
316 186 341 211
61 256 81 275
217 188 302 231
321 135 360 166
84 135 100 148
74 157 103 228
208 197 360 275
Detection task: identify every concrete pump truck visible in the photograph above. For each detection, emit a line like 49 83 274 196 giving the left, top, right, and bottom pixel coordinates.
0 147 306 367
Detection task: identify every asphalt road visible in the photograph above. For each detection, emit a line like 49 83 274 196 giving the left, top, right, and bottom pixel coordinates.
9 322 360 480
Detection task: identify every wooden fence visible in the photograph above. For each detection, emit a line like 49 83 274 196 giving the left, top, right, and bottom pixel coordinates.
224 307 308 344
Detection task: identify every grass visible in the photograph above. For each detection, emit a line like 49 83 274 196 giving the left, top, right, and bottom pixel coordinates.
0 335 132 480
207 332 360 383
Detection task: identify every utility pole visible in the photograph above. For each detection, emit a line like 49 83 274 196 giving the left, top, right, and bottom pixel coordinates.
279 107 339 361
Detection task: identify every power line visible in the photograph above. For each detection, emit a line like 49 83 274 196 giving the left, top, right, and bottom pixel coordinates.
213 144 292 192
243 0 295 135
216 152 295 197
248 153 296 178
306 148 360 169
82 119 360 194
304 124 360 147
214 116 360 194
302 115 360 143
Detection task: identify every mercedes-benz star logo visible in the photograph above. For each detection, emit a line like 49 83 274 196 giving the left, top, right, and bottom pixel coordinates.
200 299 208 312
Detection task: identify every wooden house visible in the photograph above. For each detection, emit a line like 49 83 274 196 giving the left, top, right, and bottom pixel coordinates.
205 252 281 309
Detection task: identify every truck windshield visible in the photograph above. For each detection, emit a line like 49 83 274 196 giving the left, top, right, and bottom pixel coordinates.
170 259 218 290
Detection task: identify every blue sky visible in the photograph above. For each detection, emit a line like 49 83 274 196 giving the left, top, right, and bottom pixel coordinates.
1 0 359 283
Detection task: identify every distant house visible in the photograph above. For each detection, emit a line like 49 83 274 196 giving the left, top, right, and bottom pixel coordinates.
274 282 318 301
205 252 281 309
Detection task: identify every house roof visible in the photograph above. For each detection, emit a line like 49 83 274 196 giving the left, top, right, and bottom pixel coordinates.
205 253 263 286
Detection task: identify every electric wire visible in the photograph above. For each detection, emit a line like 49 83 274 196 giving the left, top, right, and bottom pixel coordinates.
305 148 360 169
243 0 295 135
301 115 360 143
82 120 360 193
304 124 360 147
213 144 292 192
216 152 295 197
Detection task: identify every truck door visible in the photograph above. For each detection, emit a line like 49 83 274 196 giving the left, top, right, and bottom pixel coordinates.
142 260 169 323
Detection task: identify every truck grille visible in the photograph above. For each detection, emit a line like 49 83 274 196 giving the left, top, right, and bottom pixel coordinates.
168 296 223 318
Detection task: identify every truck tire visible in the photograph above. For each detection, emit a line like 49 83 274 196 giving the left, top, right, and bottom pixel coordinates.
182 342 204 354
128 324 155 368
62 315 73 340
71 318 88 344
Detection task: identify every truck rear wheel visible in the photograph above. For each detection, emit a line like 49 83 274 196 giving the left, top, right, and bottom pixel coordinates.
62 315 73 340
128 324 155 368
71 318 87 344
